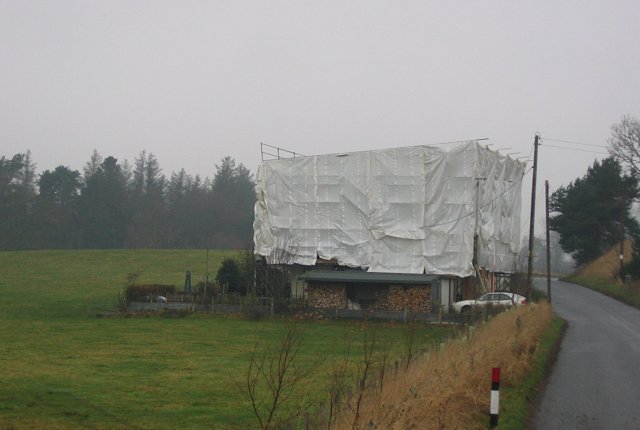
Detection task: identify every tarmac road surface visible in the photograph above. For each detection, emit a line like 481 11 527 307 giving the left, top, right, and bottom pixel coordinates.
533 278 640 429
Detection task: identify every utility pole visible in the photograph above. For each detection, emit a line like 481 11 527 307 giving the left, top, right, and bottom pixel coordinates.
526 134 540 298
619 190 625 280
473 177 487 292
473 177 486 267
473 178 479 268
205 248 210 296
545 180 551 302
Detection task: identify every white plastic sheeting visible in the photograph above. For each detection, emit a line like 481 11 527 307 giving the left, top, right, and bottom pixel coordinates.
253 141 525 277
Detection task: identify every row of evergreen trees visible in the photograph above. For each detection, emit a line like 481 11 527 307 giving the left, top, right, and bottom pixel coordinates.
0 150 256 250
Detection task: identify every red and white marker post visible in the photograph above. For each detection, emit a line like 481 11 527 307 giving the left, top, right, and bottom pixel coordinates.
490 367 500 427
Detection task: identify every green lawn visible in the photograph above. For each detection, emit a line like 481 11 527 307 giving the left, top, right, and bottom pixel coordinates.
0 250 456 429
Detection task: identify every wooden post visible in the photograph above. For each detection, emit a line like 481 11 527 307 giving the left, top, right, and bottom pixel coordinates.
527 134 540 298
619 189 625 280
545 180 552 301
205 248 209 297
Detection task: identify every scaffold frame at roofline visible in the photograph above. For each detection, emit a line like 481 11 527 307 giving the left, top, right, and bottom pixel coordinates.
260 142 304 161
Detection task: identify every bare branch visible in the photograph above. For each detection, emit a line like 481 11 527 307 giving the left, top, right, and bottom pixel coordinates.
608 115 640 177
238 322 312 430
347 327 378 430
243 344 266 429
404 320 418 371
324 334 353 429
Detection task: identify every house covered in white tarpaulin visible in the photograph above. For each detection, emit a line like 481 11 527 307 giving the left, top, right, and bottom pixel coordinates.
253 141 526 314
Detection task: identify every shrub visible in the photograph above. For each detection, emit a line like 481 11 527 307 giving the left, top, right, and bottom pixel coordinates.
216 258 243 294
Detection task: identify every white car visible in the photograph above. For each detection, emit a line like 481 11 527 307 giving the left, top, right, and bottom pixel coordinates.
452 292 527 313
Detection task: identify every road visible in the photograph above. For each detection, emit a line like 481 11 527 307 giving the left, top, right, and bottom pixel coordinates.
533 278 640 429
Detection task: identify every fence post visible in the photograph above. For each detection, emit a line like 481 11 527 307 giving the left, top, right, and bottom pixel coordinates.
490 367 500 428
403 307 407 323
270 297 275 316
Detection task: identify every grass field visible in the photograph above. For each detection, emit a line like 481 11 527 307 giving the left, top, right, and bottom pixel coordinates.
0 250 457 429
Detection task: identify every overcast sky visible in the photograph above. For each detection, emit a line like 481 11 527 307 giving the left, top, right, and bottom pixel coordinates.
2 1 639 231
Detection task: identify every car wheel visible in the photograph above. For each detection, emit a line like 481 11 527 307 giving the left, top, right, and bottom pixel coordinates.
461 305 471 314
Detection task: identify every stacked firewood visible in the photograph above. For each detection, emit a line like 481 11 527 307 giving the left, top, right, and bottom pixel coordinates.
376 286 430 312
308 284 346 308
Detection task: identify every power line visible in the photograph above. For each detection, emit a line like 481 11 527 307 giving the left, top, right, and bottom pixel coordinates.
543 137 607 149
543 143 608 156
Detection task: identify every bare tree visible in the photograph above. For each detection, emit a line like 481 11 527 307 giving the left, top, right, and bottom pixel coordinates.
403 320 418 371
241 324 311 429
346 328 378 430
320 334 356 430
608 115 640 176
377 337 394 392
256 234 301 303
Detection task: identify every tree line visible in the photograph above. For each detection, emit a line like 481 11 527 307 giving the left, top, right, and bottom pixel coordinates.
4 116 640 269
0 150 256 250
549 115 640 271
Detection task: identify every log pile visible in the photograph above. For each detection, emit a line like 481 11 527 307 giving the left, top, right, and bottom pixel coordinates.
376 286 431 313
308 284 346 309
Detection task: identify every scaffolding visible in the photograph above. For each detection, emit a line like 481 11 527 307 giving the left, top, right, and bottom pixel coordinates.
260 142 304 161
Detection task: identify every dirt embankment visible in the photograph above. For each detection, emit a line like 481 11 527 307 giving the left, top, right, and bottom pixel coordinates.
575 240 632 279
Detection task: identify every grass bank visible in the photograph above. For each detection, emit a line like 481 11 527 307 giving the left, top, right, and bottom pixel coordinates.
499 315 566 429
565 239 640 310
331 302 561 429
565 275 640 310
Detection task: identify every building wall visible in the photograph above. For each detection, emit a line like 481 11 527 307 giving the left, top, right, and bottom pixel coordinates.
440 277 464 312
